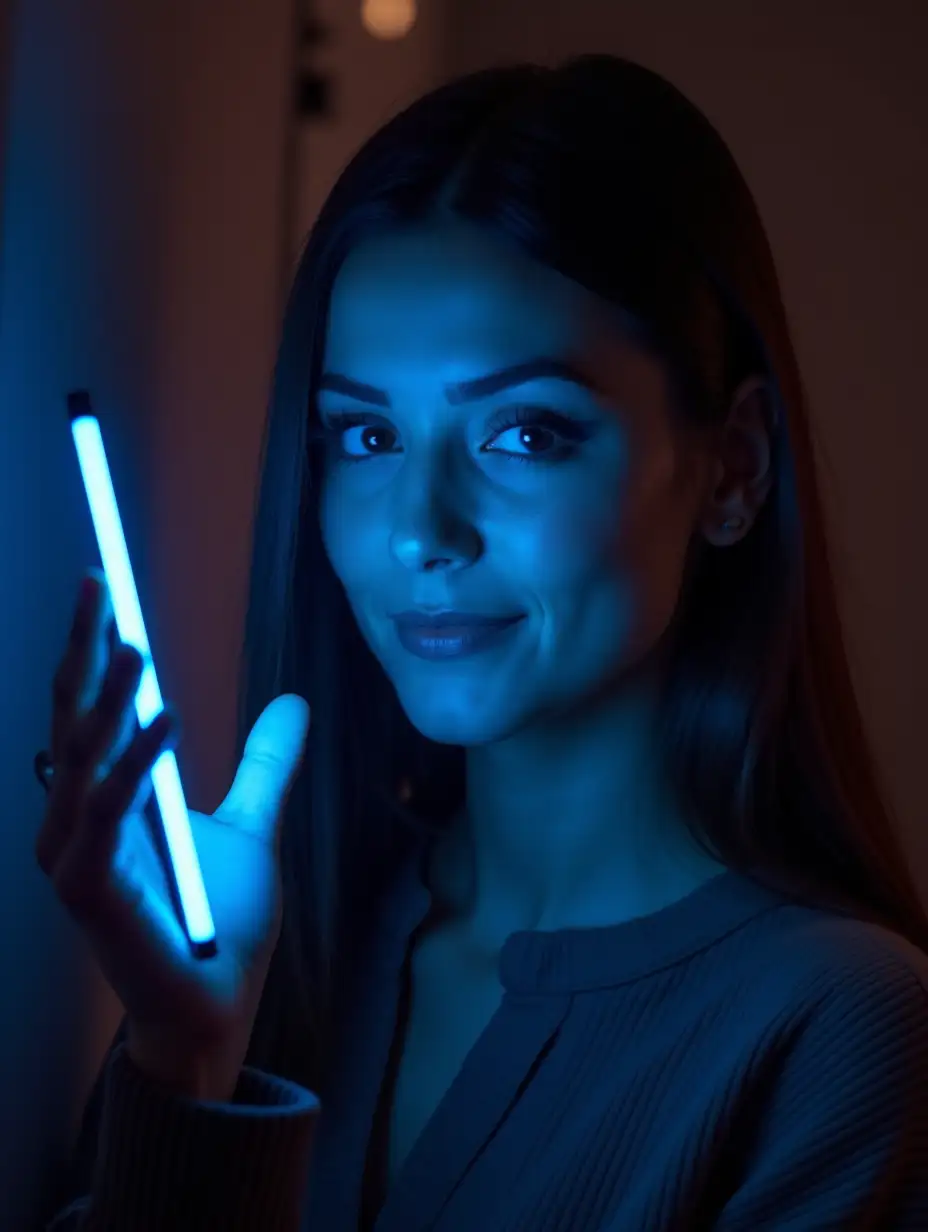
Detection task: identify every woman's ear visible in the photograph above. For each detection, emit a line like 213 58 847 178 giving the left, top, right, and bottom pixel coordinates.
700 376 777 546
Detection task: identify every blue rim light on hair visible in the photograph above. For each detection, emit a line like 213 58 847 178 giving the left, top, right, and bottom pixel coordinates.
69 395 217 958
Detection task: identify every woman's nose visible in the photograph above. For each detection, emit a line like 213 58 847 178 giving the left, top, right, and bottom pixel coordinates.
389 485 482 573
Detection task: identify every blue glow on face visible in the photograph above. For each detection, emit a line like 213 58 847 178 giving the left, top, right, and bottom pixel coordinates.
319 222 707 749
71 414 216 951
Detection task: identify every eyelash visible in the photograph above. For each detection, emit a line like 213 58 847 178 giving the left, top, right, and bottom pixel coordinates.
319 406 593 465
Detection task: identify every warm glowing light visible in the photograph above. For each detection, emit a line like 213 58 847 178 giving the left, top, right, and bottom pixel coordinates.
361 0 417 40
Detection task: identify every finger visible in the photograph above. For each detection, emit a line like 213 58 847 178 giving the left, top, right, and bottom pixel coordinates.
52 708 178 922
78 579 116 713
98 690 142 783
51 570 114 764
214 694 310 841
63 642 144 786
100 609 136 771
37 645 144 875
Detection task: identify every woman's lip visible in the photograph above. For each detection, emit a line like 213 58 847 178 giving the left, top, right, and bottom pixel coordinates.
391 611 524 630
392 614 526 661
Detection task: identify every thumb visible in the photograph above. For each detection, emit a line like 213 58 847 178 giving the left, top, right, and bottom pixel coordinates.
215 694 311 840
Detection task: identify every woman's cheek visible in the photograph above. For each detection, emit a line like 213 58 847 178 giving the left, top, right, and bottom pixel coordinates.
510 501 622 587
320 489 362 584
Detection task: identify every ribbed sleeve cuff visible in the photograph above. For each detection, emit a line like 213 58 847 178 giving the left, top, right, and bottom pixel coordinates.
87 1042 321 1231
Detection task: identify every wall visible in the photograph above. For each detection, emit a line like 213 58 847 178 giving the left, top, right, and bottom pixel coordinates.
442 0 928 894
292 0 444 252
0 2 292 1224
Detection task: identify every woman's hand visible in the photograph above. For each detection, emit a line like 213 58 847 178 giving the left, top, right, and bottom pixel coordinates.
36 569 310 1101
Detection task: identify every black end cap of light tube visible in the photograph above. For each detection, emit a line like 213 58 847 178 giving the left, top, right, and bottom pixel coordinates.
67 390 94 422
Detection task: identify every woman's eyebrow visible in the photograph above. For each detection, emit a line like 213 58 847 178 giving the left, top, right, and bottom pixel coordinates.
316 358 601 408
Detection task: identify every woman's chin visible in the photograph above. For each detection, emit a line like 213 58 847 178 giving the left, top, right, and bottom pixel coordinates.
398 692 520 748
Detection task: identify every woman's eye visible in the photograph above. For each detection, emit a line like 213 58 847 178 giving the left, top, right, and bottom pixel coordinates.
322 409 592 464
339 423 401 458
485 424 561 457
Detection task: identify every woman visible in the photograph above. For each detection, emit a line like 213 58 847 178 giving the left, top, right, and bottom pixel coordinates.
43 55 928 1230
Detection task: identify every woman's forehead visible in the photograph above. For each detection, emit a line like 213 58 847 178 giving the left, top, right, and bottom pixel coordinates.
328 226 583 342
322 221 658 400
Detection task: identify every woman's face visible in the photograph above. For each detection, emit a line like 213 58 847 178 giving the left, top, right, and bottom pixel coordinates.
319 219 714 747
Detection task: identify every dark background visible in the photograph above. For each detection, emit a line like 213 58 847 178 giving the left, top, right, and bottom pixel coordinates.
2 1 925 1224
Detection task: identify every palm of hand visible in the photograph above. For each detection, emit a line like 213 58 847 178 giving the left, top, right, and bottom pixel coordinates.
94 694 310 1050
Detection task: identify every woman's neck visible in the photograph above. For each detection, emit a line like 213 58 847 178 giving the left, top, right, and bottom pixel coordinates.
435 673 726 946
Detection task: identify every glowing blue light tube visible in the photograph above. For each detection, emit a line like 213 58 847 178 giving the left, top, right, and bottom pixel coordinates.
68 391 217 959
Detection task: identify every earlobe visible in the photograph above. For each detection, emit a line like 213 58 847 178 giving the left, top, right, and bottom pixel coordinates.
702 511 748 547
700 376 776 547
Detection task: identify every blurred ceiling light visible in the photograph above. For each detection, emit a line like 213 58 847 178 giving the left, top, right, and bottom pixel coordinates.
361 0 417 40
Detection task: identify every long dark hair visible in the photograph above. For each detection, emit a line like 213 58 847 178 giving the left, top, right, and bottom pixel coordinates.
236 55 928 1093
